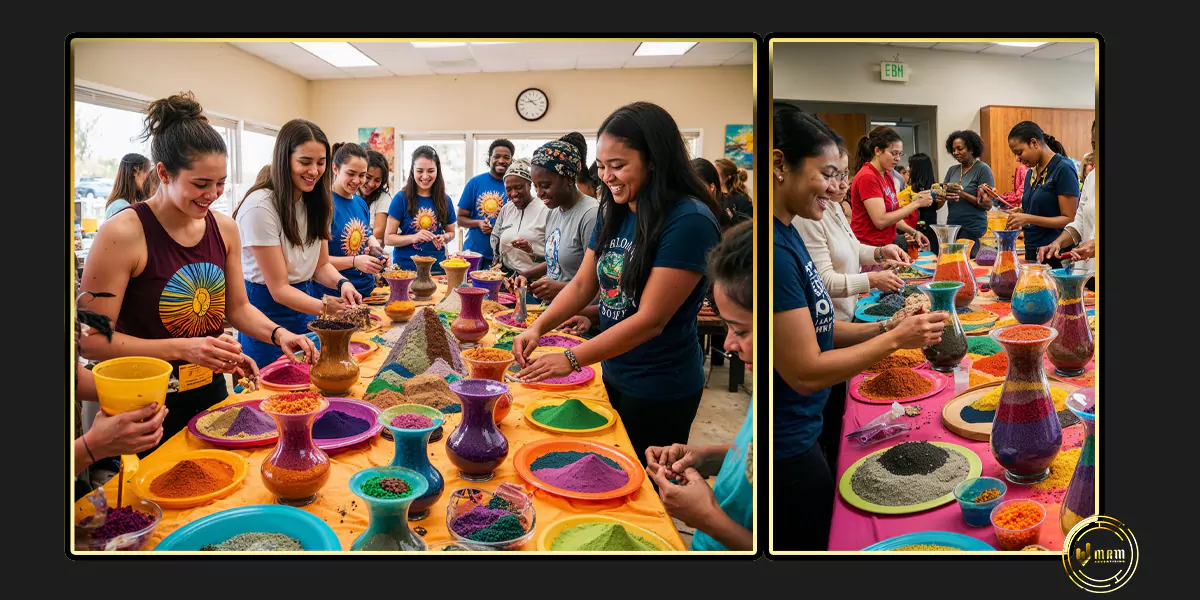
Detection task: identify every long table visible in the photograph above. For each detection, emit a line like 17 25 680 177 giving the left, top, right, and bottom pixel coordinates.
828 256 1096 551
76 284 687 551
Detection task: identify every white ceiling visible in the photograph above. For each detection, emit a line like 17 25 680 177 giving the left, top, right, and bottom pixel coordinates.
866 41 1094 63
231 41 754 80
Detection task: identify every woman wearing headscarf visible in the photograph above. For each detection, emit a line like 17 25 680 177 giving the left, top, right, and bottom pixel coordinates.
491 157 550 280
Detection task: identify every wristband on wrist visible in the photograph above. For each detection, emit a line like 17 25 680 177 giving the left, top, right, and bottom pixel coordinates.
564 349 582 372
878 320 889 335
337 278 352 292
81 432 97 466
271 326 284 346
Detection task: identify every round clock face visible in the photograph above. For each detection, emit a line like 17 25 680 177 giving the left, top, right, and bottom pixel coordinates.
516 88 548 121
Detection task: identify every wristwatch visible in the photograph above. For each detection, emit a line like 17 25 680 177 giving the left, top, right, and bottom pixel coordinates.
878 320 889 335
336 278 352 292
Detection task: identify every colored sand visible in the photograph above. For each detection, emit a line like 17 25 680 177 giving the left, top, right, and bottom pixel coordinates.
403 374 458 410
262 392 325 414
530 451 621 471
265 363 310 386
867 349 925 372
383 307 466 375
550 522 659 551
974 488 1003 502
967 336 1003 356
539 334 582 348
467 514 526 543
312 410 371 439
361 475 413 499
350 341 370 354
997 325 1050 342
150 458 234 498
850 447 969 506
878 441 948 476
223 405 275 437
451 506 514 538
864 304 901 317
196 406 242 437
890 545 962 551
390 413 435 429
972 352 1008 377
1011 289 1056 324
532 454 629 493
84 506 154 541
364 389 409 410
1031 448 1081 491
201 532 303 551
497 312 538 328
858 368 934 400
877 292 906 309
539 367 593 385
424 357 463 379
530 399 608 429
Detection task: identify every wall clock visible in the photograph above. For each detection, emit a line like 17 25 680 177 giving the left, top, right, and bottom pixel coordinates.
516 88 548 121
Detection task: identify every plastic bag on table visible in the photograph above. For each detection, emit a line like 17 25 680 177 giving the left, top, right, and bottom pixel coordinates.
845 402 912 447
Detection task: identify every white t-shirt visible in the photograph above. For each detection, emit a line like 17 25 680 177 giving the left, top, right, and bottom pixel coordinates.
491 198 550 273
237 188 322 285
367 193 393 256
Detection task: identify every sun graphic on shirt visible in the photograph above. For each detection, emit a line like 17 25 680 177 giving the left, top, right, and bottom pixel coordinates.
341 218 369 256
476 191 505 219
411 207 438 232
160 262 226 338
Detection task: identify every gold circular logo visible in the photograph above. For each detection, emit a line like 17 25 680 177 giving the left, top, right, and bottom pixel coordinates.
192 288 211 316
1063 516 1138 593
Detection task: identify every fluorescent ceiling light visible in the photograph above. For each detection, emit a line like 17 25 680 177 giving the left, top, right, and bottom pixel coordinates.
411 42 467 48
293 42 377 67
994 42 1048 48
472 42 516 45
634 42 697 56
871 121 897 126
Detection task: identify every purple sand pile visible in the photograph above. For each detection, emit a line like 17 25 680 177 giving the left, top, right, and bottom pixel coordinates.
312 410 371 439
450 506 513 538
531 454 629 493
224 406 276 437
83 506 154 541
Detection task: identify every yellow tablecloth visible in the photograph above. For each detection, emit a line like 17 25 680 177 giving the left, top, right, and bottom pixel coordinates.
77 285 687 551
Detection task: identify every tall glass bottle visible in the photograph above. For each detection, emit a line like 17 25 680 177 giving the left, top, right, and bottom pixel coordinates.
1047 267 1095 377
918 281 968 372
989 324 1063 484
989 229 1021 301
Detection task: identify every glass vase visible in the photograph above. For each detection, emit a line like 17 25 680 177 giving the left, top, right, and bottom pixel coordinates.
1060 388 1095 535
306 321 359 395
445 379 510 482
1047 267 1095 377
348 466 429 551
461 348 516 424
450 287 490 348
919 281 968 372
260 397 331 506
379 405 445 521
989 324 1063 485
410 256 438 301
1010 264 1058 325
933 239 977 309
989 229 1021 301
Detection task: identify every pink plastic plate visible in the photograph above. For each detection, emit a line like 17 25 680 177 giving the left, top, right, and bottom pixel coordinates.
313 398 384 453
498 292 517 305
187 399 278 448
258 360 312 391
848 368 949 404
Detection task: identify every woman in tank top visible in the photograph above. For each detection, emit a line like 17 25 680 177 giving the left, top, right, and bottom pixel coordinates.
80 93 316 450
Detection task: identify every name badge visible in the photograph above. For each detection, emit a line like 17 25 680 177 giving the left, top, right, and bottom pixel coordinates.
177 363 214 392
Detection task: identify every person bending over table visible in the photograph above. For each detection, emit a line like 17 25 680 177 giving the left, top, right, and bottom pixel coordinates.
81 93 315 450
458 139 513 265
1004 120 1079 268
647 221 754 551
941 130 995 258
849 125 931 253
312 142 389 299
385 145 457 273
772 104 947 550
714 157 754 225
491 157 549 281
513 103 722 464
234 119 362 368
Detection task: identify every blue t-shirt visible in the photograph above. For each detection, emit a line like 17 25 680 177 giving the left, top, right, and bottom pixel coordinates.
691 399 754 551
1020 153 1080 255
320 191 376 297
774 216 836 459
387 191 454 273
588 198 720 400
457 171 509 261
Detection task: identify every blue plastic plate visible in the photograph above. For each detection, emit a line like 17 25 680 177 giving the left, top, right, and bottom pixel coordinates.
857 291 882 308
863 531 996 551
155 505 341 551
854 303 895 323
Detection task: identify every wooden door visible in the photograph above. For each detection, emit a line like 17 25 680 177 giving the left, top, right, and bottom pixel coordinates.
816 113 868 157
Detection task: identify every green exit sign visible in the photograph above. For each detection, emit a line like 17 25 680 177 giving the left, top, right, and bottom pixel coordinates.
881 61 909 82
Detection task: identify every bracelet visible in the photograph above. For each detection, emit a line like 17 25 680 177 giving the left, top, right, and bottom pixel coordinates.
564 349 582 372
336 278 352 292
81 433 97 466
271 326 284 347
878 320 889 335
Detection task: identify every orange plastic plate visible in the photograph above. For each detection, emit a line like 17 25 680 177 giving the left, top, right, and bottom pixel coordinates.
513 438 645 502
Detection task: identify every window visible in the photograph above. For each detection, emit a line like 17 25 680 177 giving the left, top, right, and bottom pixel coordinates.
241 129 277 186
73 100 152 224
399 137 467 252
473 135 597 177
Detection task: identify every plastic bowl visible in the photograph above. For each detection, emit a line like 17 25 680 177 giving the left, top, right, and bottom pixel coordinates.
954 476 1008 527
155 504 341 551
445 487 536 550
93 357 172 415
76 498 162 551
990 499 1046 550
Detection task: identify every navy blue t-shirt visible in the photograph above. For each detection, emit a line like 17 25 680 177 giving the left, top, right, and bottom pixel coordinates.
319 191 376 297
457 171 508 261
774 216 836 459
588 198 720 400
1020 153 1079 258
387 191 455 273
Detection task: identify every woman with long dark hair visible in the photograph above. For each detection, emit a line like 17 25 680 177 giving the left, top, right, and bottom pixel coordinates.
360 150 392 242
1004 121 1079 267
234 119 362 367
81 93 315 449
385 145 456 274
512 102 722 463
773 104 946 550
715 157 753 224
692 158 728 224
940 130 995 258
849 126 931 251
311 142 388 299
899 153 941 250
104 153 153 220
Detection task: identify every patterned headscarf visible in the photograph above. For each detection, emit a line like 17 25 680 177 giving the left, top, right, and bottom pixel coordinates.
531 140 582 180
505 157 532 183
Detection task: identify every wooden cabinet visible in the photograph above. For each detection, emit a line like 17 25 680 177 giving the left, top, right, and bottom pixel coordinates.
980 105 1094 194
816 112 868 155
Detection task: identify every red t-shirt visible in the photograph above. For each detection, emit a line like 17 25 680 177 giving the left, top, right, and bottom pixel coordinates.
850 162 900 246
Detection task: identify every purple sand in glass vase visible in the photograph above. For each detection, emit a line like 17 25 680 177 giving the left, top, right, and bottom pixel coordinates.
1060 388 1096 535
989 325 1062 485
1046 267 1095 377
445 379 510 482
989 229 1021 301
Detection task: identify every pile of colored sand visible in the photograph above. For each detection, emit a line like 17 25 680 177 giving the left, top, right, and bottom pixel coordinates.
312 410 371 439
538 334 583 348
390 413 435 429
966 336 1003 356
83 506 154 540
363 389 409 411
381 307 466 375
530 399 608 429
467 514 526 543
223 406 275 438
532 454 629 493
361 475 413 499
196 406 242 438
850 444 970 506
877 292 906 309
878 441 948 476
149 458 234 498
201 532 303 551
451 506 527 544
265 363 310 386
530 451 621 471
550 522 659 551
864 304 901 317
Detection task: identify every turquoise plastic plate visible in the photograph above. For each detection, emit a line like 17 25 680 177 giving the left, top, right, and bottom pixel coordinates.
854 303 895 323
863 531 996 551
155 505 341 551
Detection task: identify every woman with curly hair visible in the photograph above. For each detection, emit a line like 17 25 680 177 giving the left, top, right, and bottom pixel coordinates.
941 130 995 257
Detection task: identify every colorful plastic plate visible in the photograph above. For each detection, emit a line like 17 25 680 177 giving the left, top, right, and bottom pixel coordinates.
187 399 278 448
540 332 588 348
838 442 983 515
313 398 384 453
863 531 995 551
133 449 249 509
489 308 540 332
258 360 312 392
506 364 596 389
538 514 679 551
349 339 381 361
854 303 898 323
848 368 949 404
523 397 617 435
497 292 517 305
154 504 341 551
513 438 645 501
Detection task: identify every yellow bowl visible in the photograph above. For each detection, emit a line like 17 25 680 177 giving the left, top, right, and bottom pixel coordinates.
134 449 249 509
537 514 679 551
92 357 172 416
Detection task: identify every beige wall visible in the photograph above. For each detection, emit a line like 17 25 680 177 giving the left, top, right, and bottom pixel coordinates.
307 66 754 166
71 41 309 127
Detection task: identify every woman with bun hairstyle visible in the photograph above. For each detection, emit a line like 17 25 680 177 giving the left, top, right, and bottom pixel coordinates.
849 126 931 251
234 119 363 367
311 142 388 299
103 153 153 220
80 93 316 447
1004 120 1079 268
715 157 753 224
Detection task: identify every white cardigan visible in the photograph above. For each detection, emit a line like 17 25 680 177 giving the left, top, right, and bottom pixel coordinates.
1066 168 1096 271
794 205 881 321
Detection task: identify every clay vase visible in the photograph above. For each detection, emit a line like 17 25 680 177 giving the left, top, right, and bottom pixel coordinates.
410 256 438 300
450 287 489 347
307 321 359 395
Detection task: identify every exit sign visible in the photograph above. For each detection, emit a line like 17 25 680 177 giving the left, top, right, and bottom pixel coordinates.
881 62 909 82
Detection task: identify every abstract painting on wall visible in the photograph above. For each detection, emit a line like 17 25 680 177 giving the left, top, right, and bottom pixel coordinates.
358 127 396 188
724 124 753 170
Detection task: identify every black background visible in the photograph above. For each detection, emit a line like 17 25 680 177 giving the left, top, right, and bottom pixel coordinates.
29 7 1183 594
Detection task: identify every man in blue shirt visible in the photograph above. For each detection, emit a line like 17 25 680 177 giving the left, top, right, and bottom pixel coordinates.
457 140 513 263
